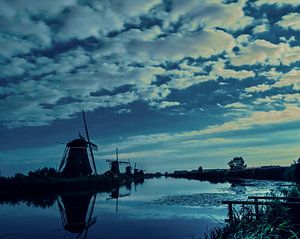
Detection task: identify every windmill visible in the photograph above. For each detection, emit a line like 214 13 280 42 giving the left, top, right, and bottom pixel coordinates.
57 192 97 239
58 110 98 177
105 148 129 176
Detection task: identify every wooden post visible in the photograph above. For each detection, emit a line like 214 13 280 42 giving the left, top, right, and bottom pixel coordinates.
254 198 259 218
228 202 233 222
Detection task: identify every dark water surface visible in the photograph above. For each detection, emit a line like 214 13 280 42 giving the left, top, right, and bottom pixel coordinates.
0 178 290 239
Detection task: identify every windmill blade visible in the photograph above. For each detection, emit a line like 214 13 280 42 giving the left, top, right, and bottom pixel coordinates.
119 193 130 198
88 142 98 151
58 147 68 172
116 197 119 213
79 133 86 141
87 217 97 227
119 161 129 164
57 198 67 226
76 230 85 239
82 110 98 175
115 148 119 161
82 194 97 239
106 159 115 163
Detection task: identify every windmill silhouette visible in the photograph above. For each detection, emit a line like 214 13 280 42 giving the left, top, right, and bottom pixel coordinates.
105 148 129 176
58 111 98 177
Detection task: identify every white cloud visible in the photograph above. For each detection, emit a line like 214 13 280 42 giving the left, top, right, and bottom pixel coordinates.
252 24 269 34
126 29 235 61
117 108 131 114
245 84 272 93
166 75 213 90
255 0 300 7
273 69 300 89
224 102 247 109
230 38 288 66
198 104 300 135
156 101 180 109
211 61 255 80
166 0 252 32
277 13 300 31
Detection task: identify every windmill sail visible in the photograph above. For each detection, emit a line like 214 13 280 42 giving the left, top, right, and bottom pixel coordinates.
82 110 98 175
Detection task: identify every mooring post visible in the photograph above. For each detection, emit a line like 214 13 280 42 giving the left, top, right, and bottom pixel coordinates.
228 202 233 222
254 198 259 218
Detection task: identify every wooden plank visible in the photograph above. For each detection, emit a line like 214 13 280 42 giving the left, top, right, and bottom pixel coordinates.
248 196 300 201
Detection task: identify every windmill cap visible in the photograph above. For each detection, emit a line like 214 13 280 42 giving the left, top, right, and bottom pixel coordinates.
67 138 87 147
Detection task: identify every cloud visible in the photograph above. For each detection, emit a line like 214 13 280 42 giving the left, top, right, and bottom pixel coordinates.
224 102 247 109
277 13 300 31
230 38 288 66
125 29 235 61
245 84 272 93
165 0 252 32
56 5 123 41
273 69 300 89
117 108 131 114
255 0 300 7
0 0 77 16
0 90 139 128
249 68 300 92
252 24 269 34
156 101 181 109
210 61 255 80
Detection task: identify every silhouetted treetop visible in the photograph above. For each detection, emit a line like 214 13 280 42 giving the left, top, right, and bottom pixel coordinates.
228 157 247 171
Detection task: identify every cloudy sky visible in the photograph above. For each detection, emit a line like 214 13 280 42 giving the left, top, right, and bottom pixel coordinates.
1 0 300 175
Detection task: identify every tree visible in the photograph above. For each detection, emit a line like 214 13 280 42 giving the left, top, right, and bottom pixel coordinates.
198 166 203 173
228 157 247 171
28 167 58 179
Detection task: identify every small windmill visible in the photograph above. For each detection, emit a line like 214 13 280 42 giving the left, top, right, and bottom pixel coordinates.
58 110 98 177
106 148 129 176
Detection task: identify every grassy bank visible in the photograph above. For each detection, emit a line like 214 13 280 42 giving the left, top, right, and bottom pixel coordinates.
206 186 300 239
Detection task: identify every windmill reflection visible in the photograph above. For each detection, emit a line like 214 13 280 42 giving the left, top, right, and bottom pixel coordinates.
106 187 130 212
57 192 97 239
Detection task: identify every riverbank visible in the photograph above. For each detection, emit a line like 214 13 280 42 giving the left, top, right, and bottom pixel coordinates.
0 174 123 193
167 164 299 182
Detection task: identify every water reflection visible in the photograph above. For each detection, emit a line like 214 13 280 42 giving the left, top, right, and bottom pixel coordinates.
106 187 130 212
0 178 290 239
57 193 97 238
230 183 246 194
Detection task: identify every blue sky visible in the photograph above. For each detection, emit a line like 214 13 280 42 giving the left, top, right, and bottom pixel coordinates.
1 0 300 175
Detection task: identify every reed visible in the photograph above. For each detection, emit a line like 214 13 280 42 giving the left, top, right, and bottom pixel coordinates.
206 186 300 239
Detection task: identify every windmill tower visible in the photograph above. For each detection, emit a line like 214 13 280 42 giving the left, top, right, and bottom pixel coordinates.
58 111 98 177
106 148 129 176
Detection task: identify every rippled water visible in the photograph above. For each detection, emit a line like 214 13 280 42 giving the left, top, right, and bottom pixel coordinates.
0 178 291 239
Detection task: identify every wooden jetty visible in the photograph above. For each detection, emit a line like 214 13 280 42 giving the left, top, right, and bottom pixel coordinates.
222 196 300 222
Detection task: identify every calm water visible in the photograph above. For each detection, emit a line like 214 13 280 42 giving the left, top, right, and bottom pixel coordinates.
0 178 290 239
